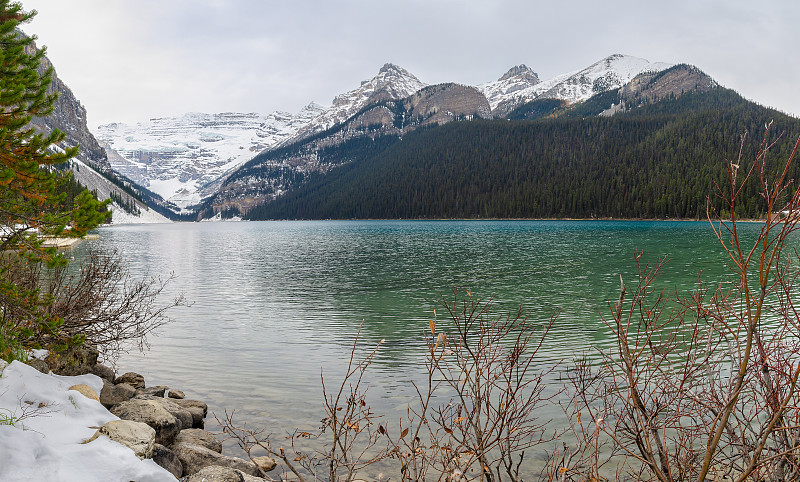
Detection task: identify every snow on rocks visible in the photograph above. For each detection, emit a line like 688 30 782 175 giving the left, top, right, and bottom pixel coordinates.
0 361 172 481
85 419 157 459
0 356 278 480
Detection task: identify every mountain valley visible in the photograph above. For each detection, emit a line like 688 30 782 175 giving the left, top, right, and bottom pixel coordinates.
32 50 800 223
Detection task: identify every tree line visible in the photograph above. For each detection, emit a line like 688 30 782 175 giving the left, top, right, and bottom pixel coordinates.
245 88 800 220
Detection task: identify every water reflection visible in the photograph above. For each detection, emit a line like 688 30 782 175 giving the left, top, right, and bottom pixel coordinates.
80 220 755 454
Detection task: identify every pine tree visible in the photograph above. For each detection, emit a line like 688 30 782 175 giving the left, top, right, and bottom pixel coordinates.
0 1 107 260
1 1 109 359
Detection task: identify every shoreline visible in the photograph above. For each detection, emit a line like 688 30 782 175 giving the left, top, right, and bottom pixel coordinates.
0 349 278 481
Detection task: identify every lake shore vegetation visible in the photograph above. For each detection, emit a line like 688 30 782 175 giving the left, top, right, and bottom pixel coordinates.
0 1 180 364
220 127 800 482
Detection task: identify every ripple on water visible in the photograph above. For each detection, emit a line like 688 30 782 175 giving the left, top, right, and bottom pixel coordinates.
85 220 750 457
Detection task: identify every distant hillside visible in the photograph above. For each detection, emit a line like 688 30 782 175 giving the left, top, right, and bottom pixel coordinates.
242 88 800 221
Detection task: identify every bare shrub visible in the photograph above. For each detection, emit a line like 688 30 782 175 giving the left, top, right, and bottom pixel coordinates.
384 291 556 482
217 293 555 482
1 246 185 362
218 326 388 481
556 127 800 482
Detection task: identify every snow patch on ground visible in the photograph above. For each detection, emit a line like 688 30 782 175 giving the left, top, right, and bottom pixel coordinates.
0 361 173 481
200 212 243 222
109 202 172 225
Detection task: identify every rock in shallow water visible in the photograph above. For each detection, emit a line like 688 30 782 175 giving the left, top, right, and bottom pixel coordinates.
169 389 185 399
172 442 260 477
173 428 223 453
179 465 245 482
137 385 168 398
252 455 277 473
135 395 194 431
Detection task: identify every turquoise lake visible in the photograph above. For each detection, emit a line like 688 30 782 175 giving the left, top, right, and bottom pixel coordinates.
80 220 757 453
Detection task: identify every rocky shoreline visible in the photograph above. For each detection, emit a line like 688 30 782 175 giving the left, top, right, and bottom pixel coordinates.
23 345 280 481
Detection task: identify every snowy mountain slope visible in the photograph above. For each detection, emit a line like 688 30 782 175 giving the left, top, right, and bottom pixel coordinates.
97 55 676 217
95 105 323 210
69 160 171 225
486 54 672 117
286 63 428 144
479 65 540 114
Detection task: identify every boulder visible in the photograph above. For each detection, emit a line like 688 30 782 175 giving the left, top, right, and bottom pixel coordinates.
240 472 265 482
153 443 183 478
170 398 208 417
168 389 186 399
173 428 223 453
86 419 155 459
179 465 244 482
114 371 146 389
45 344 99 376
172 442 259 477
26 358 50 374
91 363 115 381
68 384 100 402
110 399 181 446
136 385 168 398
100 380 136 408
135 395 194 431
252 456 277 473
169 398 208 427
186 407 205 428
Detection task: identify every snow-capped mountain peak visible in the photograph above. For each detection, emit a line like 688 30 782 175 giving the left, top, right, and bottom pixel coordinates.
288 63 428 142
533 54 672 103
487 54 672 116
480 64 541 113
498 64 539 83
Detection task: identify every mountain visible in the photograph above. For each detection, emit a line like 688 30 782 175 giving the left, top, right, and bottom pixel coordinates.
485 54 672 117
95 105 324 211
479 64 541 115
96 54 680 219
285 63 428 144
206 81 494 217
20 30 166 224
242 87 800 221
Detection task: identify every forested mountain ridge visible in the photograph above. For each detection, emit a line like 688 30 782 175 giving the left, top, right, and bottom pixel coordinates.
235 85 800 221
98 54 673 218
203 61 697 218
206 82 494 216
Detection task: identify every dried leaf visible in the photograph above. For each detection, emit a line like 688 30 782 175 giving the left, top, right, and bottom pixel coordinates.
401 428 409 439
429 319 436 336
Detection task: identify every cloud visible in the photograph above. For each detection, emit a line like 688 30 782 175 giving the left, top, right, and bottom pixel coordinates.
19 0 800 127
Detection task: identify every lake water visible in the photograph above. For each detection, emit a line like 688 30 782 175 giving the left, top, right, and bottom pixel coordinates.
79 220 753 459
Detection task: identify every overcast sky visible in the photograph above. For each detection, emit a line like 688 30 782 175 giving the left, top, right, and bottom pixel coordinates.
19 0 800 129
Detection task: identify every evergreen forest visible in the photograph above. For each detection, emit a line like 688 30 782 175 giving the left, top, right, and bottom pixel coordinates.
244 88 800 220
